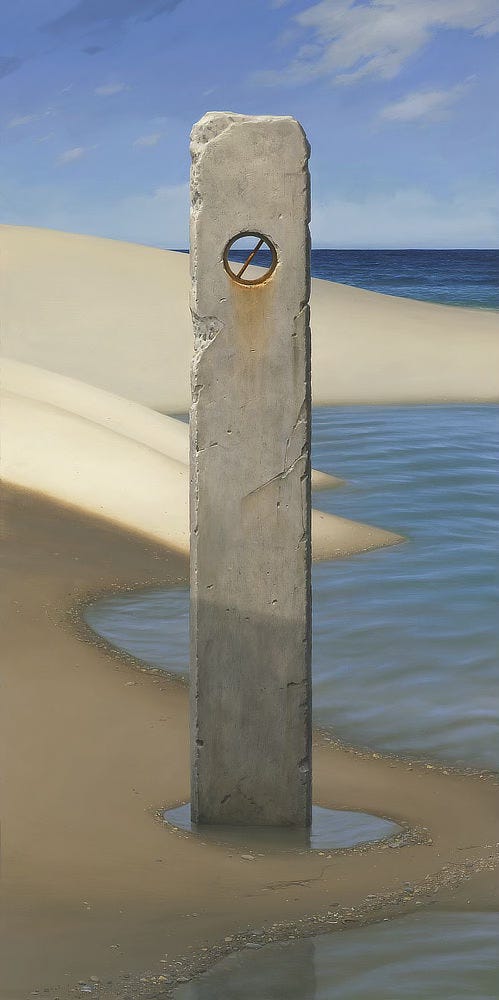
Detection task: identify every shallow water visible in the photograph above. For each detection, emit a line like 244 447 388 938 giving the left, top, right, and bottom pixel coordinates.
163 803 401 852
84 251 498 998
84 403 498 1000
172 913 499 1000
85 405 499 771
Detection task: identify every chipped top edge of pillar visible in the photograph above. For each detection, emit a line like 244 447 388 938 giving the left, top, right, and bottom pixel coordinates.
190 111 310 161
189 111 311 307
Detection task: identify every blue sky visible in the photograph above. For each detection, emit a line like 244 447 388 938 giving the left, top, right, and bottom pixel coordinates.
1 0 498 247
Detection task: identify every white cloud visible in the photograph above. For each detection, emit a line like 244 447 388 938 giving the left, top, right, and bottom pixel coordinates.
8 114 38 128
7 108 54 128
311 186 499 247
45 181 499 248
380 77 474 122
2 175 496 248
58 146 91 165
255 0 499 86
94 81 127 96
133 132 163 147
35 132 56 143
0 178 189 248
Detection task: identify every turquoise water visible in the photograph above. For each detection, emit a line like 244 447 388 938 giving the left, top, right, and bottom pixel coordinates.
86 405 499 771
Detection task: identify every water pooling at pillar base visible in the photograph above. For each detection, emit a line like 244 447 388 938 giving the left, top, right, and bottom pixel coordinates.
163 802 403 853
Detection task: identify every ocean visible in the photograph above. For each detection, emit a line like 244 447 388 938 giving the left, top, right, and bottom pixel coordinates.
230 246 499 310
86 250 498 1000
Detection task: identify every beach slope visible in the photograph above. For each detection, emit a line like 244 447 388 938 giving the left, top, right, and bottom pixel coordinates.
1 226 498 999
2 225 498 411
1 485 497 999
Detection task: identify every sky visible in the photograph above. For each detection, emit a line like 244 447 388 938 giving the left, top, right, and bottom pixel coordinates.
1 0 498 248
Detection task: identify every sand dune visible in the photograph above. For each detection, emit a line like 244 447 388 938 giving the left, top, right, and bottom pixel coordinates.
1 360 401 561
2 357 344 491
1 225 498 998
2 224 495 563
2 225 497 411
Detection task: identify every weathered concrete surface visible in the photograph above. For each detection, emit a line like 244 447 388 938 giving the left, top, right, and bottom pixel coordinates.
189 112 312 826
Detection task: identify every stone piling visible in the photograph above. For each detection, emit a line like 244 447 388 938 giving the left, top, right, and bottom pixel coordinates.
189 112 312 826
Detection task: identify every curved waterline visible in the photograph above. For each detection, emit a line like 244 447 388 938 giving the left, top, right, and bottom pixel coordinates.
78 404 499 998
85 405 499 772
163 802 403 853
171 912 499 1000
4 482 495 1000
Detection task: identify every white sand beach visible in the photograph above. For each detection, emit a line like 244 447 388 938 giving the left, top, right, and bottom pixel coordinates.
1 357 401 560
1 224 498 999
2 225 498 411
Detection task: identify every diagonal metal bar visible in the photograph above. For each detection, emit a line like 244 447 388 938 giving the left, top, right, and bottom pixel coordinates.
236 238 265 279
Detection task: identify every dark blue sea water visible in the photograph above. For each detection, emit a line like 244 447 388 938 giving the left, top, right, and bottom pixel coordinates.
226 247 499 310
87 253 498 1000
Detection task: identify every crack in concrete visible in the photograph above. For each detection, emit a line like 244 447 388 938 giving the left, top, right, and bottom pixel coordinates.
244 448 308 502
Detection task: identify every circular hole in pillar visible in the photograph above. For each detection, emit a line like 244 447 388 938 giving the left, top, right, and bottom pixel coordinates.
223 232 277 286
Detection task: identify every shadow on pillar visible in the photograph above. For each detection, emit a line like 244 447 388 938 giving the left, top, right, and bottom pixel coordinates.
191 596 312 827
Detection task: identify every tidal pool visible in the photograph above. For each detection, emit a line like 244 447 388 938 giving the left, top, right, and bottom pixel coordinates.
163 802 402 852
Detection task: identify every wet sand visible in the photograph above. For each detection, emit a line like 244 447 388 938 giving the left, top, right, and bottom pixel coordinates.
1 485 497 999
1 224 498 997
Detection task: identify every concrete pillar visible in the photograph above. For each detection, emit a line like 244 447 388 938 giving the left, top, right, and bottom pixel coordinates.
189 112 311 827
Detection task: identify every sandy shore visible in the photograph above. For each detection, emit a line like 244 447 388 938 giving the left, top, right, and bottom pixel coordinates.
2 225 498 411
1 358 403 562
1 225 498 998
1 486 497 999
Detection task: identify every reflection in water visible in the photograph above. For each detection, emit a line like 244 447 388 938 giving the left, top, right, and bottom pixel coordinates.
173 913 499 1000
164 802 401 851
178 938 317 1000
85 406 499 770
82 406 498 999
